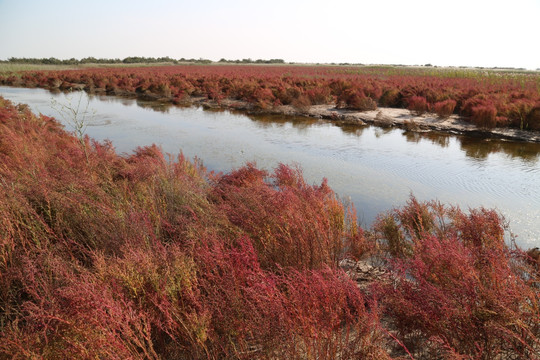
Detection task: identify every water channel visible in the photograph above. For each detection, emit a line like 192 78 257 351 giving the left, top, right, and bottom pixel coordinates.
1 86 539 249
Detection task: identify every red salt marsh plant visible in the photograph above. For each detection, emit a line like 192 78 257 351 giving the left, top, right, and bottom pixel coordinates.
338 89 378 111
193 235 390 359
433 99 457 118
471 104 499 129
527 106 540 130
371 197 540 359
407 95 429 115
210 162 367 270
0 96 389 359
1 96 538 359
2 64 540 130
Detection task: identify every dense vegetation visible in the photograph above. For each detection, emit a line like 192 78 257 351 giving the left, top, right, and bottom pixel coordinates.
1 64 540 130
0 95 539 359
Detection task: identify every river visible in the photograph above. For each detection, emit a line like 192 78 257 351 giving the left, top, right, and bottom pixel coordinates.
1 86 539 248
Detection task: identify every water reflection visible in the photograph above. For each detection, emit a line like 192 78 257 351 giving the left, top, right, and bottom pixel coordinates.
334 124 367 137
373 127 396 138
87 93 176 113
403 131 451 148
458 137 540 163
135 100 174 113
82 90 540 164
399 129 540 163
19 87 540 163
245 113 320 131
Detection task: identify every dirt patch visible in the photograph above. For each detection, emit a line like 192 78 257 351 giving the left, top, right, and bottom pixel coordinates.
339 259 388 291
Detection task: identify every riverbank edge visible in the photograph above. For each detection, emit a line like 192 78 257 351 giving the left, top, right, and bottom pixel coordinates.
4 83 540 143
193 97 540 143
107 87 540 143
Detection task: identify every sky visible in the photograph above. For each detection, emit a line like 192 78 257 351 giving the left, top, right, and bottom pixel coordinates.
0 0 539 69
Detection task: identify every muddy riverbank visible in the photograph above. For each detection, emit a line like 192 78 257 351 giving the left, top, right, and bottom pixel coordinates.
3 80 540 142
197 98 540 143
107 86 540 143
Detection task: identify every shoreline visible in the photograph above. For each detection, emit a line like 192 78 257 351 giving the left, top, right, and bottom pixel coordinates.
5 83 540 143
132 88 540 143
195 98 540 143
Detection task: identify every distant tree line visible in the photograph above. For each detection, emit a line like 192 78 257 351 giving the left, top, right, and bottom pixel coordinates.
218 58 285 64
1 57 210 65
1 57 287 65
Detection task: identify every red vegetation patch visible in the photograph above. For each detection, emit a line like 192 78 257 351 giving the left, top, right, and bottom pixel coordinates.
337 89 378 111
433 99 457 118
211 163 367 270
0 97 386 359
0 97 538 359
527 106 540 130
2 65 540 130
471 104 499 128
407 95 429 115
371 197 540 358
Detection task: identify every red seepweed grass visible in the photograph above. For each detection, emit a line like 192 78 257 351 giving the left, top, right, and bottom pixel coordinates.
0 96 389 359
0 97 538 359
371 196 540 359
210 162 367 270
2 64 540 130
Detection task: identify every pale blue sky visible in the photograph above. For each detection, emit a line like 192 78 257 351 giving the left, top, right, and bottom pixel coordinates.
1 0 539 69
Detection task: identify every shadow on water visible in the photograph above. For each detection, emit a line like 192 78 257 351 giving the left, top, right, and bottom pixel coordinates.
135 101 174 113
251 111 540 164
240 110 540 164
335 123 367 137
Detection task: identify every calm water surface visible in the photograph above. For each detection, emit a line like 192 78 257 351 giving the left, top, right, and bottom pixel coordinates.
1 86 539 248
